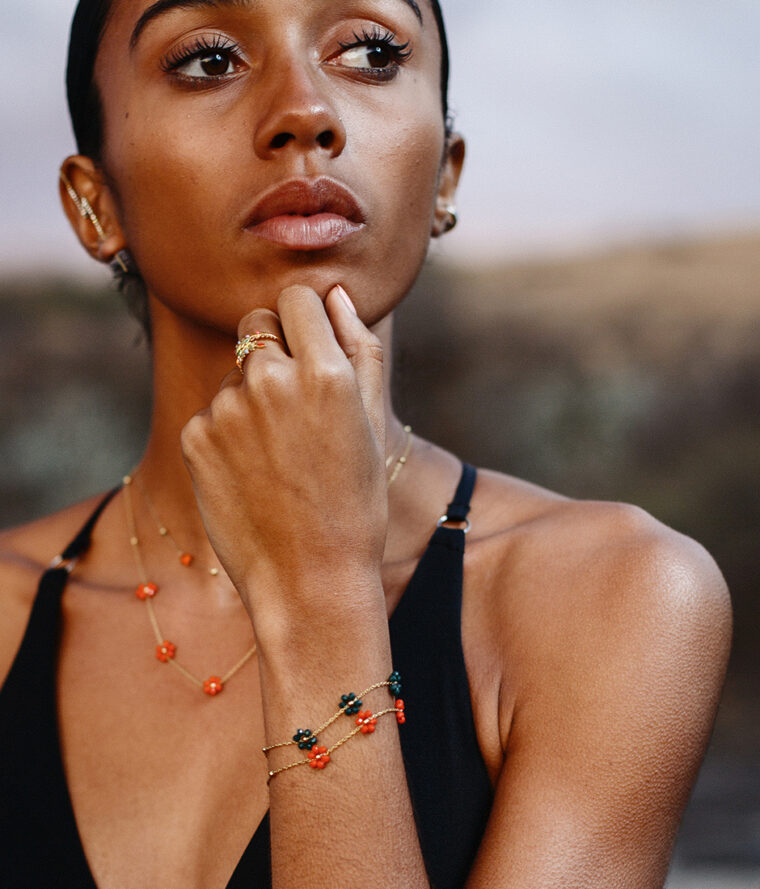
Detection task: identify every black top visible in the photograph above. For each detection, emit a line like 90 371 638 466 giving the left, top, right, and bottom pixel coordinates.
0 464 493 889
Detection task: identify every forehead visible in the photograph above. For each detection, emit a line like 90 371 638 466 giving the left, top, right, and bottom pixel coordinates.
105 0 431 38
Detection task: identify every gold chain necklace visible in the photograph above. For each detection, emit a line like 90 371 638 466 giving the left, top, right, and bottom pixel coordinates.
132 473 221 576
121 426 412 696
122 476 257 697
387 425 413 487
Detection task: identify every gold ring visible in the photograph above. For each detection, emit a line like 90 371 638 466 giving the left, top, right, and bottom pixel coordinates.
235 331 283 373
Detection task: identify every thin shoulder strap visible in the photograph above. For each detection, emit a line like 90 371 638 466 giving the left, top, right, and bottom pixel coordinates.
1 485 123 696
54 487 121 569
442 463 477 524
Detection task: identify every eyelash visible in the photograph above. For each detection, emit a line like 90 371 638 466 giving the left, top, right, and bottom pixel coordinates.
158 26 412 83
338 26 413 66
160 34 242 75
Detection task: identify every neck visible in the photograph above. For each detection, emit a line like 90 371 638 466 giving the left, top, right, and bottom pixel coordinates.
134 301 406 562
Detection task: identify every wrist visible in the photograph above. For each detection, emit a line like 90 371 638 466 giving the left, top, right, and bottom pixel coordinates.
246 569 389 658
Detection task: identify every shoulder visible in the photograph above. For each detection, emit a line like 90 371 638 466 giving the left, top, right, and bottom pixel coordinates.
466 467 731 740
470 466 730 632
0 496 109 689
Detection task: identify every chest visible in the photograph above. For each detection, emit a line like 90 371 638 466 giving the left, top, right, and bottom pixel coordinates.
57 593 268 889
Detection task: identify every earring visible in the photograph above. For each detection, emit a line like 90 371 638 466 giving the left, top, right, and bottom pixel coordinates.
110 250 137 276
60 170 136 275
60 170 108 241
443 205 458 234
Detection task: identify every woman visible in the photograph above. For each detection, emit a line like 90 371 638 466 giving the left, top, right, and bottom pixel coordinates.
0 0 732 887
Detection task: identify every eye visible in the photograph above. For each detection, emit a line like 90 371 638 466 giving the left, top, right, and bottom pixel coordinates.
161 35 245 82
333 27 412 78
181 50 237 78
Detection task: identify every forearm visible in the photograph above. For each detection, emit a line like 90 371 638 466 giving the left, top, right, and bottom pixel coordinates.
256 574 430 889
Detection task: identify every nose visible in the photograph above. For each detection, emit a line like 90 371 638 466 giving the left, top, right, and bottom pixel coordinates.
253 59 346 161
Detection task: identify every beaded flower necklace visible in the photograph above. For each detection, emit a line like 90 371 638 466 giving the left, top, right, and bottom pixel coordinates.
132 474 221 576
122 475 257 697
121 426 413 697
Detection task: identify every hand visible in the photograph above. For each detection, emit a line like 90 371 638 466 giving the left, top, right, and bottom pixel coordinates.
180 284 388 634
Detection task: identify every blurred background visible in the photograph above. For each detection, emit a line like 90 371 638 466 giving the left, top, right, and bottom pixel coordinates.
1 1 758 885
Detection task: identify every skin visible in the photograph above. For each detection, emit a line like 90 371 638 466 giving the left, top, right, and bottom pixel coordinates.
0 1 732 887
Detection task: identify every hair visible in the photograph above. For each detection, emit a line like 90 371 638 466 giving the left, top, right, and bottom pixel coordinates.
66 0 452 335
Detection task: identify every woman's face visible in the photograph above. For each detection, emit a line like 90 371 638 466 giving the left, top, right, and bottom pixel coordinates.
92 0 459 332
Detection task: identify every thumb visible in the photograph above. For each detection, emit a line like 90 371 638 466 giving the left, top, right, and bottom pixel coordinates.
325 285 385 448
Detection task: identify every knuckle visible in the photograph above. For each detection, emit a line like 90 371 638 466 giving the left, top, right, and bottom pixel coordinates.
180 414 206 461
210 385 240 422
252 358 286 392
367 338 384 366
237 307 280 340
309 359 350 389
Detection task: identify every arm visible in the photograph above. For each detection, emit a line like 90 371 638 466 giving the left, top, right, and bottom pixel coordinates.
181 284 431 888
465 506 731 889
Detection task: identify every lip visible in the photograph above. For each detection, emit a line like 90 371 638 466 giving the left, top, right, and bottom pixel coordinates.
244 177 366 251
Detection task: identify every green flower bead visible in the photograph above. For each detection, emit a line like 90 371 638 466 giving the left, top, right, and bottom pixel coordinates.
340 692 363 715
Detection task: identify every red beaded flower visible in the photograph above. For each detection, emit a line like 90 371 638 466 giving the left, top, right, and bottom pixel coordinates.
307 746 331 769
156 640 177 663
356 711 378 734
203 676 224 696
135 582 158 600
395 700 406 725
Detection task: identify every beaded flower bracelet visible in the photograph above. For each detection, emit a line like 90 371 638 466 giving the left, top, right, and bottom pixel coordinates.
264 672 405 782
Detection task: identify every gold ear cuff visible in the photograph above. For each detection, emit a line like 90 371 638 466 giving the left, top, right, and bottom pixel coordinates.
59 170 107 241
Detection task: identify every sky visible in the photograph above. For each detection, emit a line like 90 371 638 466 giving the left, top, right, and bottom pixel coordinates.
1 0 759 276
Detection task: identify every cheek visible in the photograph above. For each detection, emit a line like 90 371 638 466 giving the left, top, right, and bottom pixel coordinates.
348 109 445 292
107 112 248 310
101 86 445 327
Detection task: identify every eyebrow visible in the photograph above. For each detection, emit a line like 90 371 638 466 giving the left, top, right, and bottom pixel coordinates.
131 0 423 50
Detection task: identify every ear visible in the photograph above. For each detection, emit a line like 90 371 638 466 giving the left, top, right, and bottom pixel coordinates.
59 155 127 265
431 134 465 238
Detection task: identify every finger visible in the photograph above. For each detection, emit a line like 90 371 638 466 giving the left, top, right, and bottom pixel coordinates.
236 308 289 381
325 285 385 445
275 285 344 363
218 367 243 391
236 307 288 353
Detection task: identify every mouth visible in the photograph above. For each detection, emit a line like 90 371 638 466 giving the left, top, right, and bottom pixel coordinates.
244 177 366 251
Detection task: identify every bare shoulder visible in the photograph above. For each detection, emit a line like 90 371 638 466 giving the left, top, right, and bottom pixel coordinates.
472 466 730 629
453 470 733 881
0 496 107 688
467 467 732 734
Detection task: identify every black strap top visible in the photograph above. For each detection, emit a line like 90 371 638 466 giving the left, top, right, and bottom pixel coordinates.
0 464 493 889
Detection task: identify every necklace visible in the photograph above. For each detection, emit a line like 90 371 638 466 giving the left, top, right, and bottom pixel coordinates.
387 425 413 488
132 474 221 576
122 426 412 696
122 475 257 697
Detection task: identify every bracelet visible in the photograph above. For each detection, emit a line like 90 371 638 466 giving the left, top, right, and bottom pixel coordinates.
266 703 406 783
262 671 403 755
263 672 405 782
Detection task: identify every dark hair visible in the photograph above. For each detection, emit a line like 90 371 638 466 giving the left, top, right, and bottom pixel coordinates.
67 0 452 159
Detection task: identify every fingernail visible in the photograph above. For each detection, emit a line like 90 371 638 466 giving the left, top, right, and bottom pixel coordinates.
334 284 357 316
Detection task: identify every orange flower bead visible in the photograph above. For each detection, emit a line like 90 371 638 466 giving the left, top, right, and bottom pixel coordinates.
203 676 224 696
395 700 406 725
356 711 378 734
179 553 194 567
156 641 177 663
307 746 331 769
135 582 158 600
